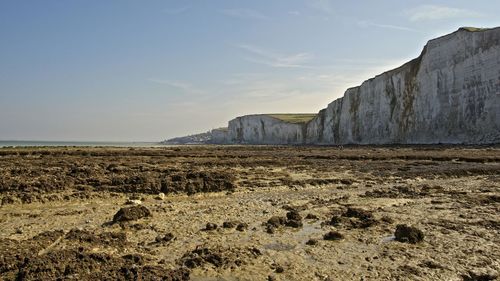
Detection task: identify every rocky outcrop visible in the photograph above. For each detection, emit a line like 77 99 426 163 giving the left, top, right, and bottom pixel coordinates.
210 128 230 144
228 115 309 144
162 128 229 144
162 131 212 145
226 27 500 145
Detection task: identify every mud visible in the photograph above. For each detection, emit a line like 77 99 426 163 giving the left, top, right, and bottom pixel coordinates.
179 246 261 269
0 229 188 281
17 248 190 281
0 145 499 280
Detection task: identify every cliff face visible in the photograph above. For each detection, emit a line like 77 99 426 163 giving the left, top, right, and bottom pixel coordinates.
228 115 307 144
210 128 230 144
226 27 500 145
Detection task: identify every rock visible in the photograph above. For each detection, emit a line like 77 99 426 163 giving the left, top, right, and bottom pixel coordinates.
204 223 218 231
285 219 303 228
125 199 142 205
306 239 318 245
236 223 248 231
342 207 378 228
329 216 342 226
112 205 151 223
462 270 498 281
160 171 236 195
155 233 174 243
323 231 344 241
267 216 286 227
340 179 353 185
305 213 319 220
267 213 302 229
220 220 246 231
418 260 444 269
130 223 147 230
381 216 394 224
286 210 302 221
266 225 275 234
344 208 372 220
394 224 424 244
180 248 225 268
129 194 142 200
275 265 284 273
222 221 237 229
1 195 21 205
284 211 303 228
155 193 165 200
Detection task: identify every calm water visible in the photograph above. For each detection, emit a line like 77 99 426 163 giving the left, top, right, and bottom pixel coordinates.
0 140 162 148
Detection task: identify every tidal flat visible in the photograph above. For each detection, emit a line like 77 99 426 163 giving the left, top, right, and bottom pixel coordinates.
0 146 499 280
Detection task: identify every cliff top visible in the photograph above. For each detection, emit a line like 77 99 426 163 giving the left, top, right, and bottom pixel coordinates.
266 114 317 124
458 27 491 32
427 26 498 44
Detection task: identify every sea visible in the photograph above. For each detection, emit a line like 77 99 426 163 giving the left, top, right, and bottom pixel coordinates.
0 140 162 148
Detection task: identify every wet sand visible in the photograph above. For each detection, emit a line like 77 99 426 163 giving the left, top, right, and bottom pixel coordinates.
0 146 499 280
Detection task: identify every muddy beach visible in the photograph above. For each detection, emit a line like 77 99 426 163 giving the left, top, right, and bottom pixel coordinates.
0 145 499 280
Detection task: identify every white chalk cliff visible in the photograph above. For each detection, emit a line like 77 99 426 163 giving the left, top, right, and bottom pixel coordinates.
228 115 309 144
167 27 500 145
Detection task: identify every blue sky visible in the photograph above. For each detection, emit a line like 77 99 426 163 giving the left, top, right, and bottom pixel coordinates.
1 0 499 141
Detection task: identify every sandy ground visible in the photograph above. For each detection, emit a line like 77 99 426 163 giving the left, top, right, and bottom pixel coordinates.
0 146 499 280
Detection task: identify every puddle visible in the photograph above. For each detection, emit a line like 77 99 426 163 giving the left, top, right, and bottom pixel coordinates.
263 221 324 252
294 221 323 239
264 242 296 251
381 235 395 243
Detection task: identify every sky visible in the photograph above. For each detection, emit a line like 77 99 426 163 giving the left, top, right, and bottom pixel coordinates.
1 1 499 141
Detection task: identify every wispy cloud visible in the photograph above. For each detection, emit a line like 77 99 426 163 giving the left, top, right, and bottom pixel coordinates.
163 6 190 15
236 44 314 68
220 8 268 20
219 51 414 103
147 78 205 95
297 73 361 85
330 57 409 67
221 77 318 103
406 5 483 22
216 72 354 112
308 0 334 14
357 20 421 33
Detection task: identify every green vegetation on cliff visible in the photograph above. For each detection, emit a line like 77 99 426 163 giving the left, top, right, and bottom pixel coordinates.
459 27 490 32
267 114 316 124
